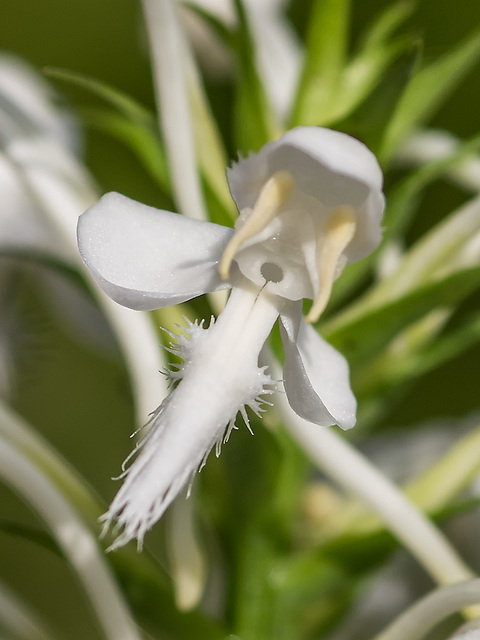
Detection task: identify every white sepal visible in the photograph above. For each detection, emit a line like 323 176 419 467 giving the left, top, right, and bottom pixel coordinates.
227 126 385 265
78 192 234 310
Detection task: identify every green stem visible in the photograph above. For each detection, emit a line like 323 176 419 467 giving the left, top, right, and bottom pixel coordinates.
140 0 206 221
271 361 477 589
372 579 480 640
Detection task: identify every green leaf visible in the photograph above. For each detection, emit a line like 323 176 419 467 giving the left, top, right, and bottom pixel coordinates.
383 133 480 242
324 266 480 367
360 0 415 51
339 40 420 153
45 67 172 193
275 556 348 638
111 553 226 640
292 0 351 126
380 25 480 162
182 1 231 45
269 555 350 640
45 66 154 125
325 1 416 129
232 523 350 640
326 133 480 313
187 61 237 224
335 36 417 133
231 0 278 152
355 312 480 429
0 519 61 555
232 526 283 639
82 108 170 192
409 313 480 378
293 1 417 129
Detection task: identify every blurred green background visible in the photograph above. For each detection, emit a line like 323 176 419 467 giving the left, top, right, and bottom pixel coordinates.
1 1 480 637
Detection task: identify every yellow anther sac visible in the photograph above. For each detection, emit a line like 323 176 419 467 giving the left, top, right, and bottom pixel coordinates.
305 206 357 323
219 170 294 280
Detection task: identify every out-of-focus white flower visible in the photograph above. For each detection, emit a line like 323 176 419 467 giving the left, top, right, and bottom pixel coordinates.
0 55 104 395
0 54 90 260
0 54 78 149
78 125 385 548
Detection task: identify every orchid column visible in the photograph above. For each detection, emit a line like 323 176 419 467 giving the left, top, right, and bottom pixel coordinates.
78 125 384 548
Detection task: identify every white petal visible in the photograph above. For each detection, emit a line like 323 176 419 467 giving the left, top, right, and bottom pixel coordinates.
280 303 356 429
227 126 385 264
77 192 233 310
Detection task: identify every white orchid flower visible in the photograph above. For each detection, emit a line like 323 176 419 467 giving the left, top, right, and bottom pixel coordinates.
77 126 385 549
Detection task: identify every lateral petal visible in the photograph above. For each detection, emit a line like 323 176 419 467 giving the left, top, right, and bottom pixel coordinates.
280 303 356 429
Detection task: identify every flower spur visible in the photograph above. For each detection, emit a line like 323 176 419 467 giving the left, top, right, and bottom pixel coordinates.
77 126 385 549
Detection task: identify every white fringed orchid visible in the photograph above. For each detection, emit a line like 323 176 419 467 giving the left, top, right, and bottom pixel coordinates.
77 126 385 548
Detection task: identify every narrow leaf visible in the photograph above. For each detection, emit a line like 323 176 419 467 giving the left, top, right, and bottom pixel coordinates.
384 133 480 241
0 520 60 555
45 66 154 125
324 266 480 366
340 40 420 152
186 52 237 223
45 67 171 192
328 138 480 313
292 0 350 126
325 1 416 128
232 0 277 151
380 25 480 161
318 423 480 543
406 422 480 513
361 0 415 51
81 108 170 192
355 313 480 416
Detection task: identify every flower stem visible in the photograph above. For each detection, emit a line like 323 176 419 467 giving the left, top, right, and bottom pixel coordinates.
141 0 206 221
0 407 141 640
272 367 477 594
372 579 480 640
0 579 51 640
